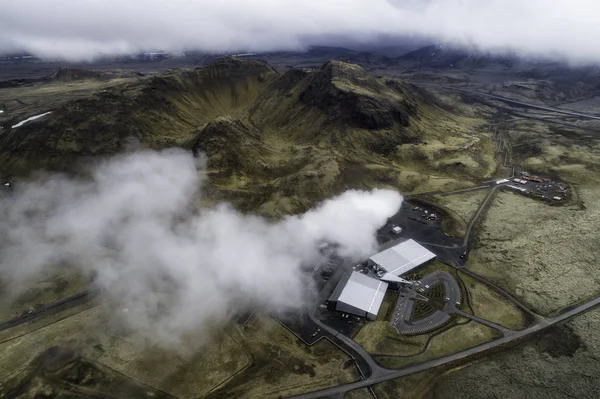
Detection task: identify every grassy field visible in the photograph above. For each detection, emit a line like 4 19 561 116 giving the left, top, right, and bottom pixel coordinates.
422 307 600 399
0 306 360 398
93 326 250 398
365 110 600 398
373 370 440 399
375 316 501 369
398 170 478 196
0 353 175 398
206 313 360 398
431 190 490 227
0 265 90 323
458 270 528 330
0 77 141 124
345 388 376 398
0 307 104 383
467 189 600 316
461 115 600 316
0 306 250 398
355 318 430 355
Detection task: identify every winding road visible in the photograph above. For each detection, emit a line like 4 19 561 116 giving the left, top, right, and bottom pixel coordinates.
289 105 600 398
417 183 499 250
289 295 600 399
307 311 388 379
0 290 96 332
2 90 597 398
453 308 513 336
413 84 600 121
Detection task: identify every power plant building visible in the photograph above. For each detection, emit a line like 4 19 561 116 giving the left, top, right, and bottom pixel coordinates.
369 239 436 277
328 271 388 320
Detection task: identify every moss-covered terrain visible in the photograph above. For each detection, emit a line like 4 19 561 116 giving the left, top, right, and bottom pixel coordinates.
423 308 600 399
4 55 599 398
0 307 359 399
0 58 495 217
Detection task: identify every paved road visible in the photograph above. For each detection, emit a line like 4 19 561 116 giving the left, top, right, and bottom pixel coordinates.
417 184 498 250
458 268 543 321
288 295 600 399
0 290 95 332
407 122 514 202
416 121 523 251
453 308 513 336
438 185 491 196
289 116 589 398
414 84 600 121
307 310 388 379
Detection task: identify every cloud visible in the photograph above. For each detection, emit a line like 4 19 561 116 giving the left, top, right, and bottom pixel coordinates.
0 149 402 346
0 0 598 63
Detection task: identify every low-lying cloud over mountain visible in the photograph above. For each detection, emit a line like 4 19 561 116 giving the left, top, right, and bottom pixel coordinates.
0 0 597 63
0 150 402 345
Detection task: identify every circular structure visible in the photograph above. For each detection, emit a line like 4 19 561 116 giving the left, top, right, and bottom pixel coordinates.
390 271 460 335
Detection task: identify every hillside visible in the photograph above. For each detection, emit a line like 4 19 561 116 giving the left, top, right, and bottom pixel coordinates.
0 58 496 216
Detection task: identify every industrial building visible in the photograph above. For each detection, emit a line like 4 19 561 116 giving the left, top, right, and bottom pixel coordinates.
328 271 388 320
368 239 436 277
326 240 436 320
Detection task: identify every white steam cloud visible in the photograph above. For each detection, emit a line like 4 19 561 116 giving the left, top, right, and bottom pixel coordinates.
0 0 598 63
0 149 402 345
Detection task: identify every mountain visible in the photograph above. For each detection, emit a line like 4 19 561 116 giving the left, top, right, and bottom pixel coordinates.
0 58 496 216
49 67 106 82
395 44 518 70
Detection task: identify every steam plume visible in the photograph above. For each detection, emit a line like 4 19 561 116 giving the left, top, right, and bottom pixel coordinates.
0 149 402 345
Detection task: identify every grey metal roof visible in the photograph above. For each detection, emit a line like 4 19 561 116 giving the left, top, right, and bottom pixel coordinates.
329 271 352 302
380 273 411 284
331 271 388 317
369 239 436 277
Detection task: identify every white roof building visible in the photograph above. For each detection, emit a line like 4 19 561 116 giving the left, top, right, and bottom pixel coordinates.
329 271 388 320
369 239 436 277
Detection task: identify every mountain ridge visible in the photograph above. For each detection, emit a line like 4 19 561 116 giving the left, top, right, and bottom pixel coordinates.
0 57 496 215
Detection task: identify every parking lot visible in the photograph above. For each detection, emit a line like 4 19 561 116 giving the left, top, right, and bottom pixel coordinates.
378 201 458 245
376 201 464 267
500 172 569 203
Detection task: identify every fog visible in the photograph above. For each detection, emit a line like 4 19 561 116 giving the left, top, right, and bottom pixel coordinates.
0 149 402 345
0 0 598 63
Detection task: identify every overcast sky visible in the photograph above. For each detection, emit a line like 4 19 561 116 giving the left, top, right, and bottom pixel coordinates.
0 0 598 62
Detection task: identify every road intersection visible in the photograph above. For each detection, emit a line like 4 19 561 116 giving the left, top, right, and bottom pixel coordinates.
289 109 600 398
